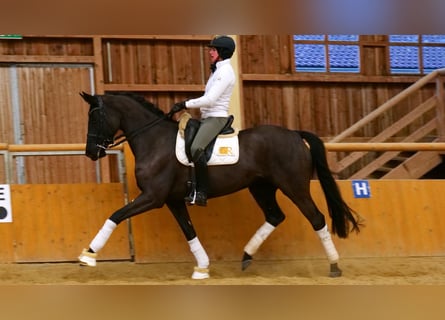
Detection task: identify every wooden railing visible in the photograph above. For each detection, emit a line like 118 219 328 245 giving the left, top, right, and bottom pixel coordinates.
2 141 445 186
0 143 124 184
325 142 445 152
328 68 445 179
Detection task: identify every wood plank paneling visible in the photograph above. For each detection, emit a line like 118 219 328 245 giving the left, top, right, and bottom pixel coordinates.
0 37 93 56
2 35 439 146
103 38 211 87
14 65 97 184
0 67 14 183
1 178 444 263
0 183 130 263
131 180 445 263
0 67 14 144
239 35 441 144
242 81 438 138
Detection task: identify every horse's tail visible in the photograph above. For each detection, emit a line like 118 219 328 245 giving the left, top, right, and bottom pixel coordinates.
297 130 361 238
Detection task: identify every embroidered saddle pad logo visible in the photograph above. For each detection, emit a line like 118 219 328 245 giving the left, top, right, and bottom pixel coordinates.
175 132 239 166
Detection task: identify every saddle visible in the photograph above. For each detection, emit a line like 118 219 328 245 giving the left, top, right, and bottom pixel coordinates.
178 113 235 163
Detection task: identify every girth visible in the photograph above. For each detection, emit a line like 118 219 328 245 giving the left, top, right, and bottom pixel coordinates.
184 115 235 162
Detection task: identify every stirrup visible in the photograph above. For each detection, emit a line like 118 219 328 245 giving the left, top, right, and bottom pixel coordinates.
185 190 196 205
78 248 97 267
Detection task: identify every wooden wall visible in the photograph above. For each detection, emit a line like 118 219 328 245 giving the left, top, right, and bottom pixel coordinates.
18 66 98 183
0 147 443 263
0 68 13 144
99 36 212 110
0 36 213 184
242 82 437 136
102 37 210 87
1 35 437 143
123 145 445 262
0 35 444 263
0 183 130 262
0 61 97 184
239 35 438 137
130 180 445 263
1 178 444 263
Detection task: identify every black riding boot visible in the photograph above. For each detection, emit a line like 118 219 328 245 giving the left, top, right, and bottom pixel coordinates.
185 148 208 206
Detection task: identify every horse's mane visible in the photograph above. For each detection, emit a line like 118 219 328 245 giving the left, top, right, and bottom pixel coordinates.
108 92 166 118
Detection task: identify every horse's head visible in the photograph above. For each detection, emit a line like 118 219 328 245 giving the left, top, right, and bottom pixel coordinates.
80 92 118 161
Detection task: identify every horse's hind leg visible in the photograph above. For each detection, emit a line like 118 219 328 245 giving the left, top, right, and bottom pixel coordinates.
286 191 342 277
166 200 210 280
242 180 286 270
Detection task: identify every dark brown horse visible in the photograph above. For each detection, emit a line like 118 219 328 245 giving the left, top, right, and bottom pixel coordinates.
78 92 360 279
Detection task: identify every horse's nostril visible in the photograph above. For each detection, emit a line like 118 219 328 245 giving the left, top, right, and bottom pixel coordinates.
86 152 97 161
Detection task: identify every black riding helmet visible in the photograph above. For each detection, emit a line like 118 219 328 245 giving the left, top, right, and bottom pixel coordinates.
208 35 235 60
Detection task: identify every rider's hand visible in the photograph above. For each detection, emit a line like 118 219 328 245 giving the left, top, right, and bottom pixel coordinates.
171 101 187 114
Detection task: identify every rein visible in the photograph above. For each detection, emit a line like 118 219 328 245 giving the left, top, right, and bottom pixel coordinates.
107 115 168 148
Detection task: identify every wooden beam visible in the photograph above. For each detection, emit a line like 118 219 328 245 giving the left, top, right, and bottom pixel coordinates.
241 73 424 84
0 55 95 63
3 142 445 153
325 142 445 152
104 83 205 92
436 76 445 140
98 35 213 41
6 144 122 152
381 151 442 179
20 35 213 41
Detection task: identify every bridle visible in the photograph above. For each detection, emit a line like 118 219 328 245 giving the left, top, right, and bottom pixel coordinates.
87 98 115 150
88 96 173 149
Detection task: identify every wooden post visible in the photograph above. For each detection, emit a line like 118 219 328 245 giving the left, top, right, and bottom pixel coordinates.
436 75 445 142
92 36 113 182
229 35 244 130
93 36 105 94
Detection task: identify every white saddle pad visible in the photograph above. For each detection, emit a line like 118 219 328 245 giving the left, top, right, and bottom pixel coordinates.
175 131 239 166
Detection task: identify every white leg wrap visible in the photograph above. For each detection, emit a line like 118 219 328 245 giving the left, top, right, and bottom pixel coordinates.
316 224 339 263
188 237 210 279
244 222 276 256
89 219 117 253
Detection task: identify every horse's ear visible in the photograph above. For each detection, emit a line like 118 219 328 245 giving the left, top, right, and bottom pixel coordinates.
79 91 96 105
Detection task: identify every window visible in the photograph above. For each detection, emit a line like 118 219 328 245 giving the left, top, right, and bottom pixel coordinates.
389 35 445 74
293 35 360 73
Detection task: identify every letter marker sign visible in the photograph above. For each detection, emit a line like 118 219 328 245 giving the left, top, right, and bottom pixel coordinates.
0 185 12 223
351 180 371 198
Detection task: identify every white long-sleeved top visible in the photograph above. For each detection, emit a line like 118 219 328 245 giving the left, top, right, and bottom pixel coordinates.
185 59 235 119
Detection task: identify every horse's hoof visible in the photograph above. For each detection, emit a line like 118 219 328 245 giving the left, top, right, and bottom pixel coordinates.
191 266 209 280
78 248 97 267
329 263 342 277
241 252 253 271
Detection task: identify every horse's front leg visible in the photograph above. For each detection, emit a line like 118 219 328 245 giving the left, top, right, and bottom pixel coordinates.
166 200 210 280
78 192 163 267
242 182 285 270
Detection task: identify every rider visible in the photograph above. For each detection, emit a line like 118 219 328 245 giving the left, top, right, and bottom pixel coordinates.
171 35 236 206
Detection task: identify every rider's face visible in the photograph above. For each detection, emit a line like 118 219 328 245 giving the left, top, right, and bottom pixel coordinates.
209 47 219 64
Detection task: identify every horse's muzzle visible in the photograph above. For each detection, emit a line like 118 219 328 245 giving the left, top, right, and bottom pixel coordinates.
85 143 107 161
